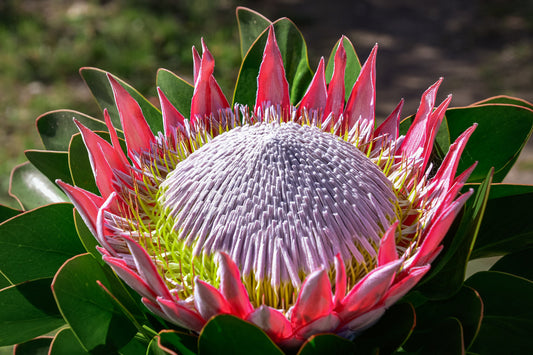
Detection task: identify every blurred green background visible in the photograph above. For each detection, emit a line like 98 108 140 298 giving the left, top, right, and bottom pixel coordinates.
1 0 532 209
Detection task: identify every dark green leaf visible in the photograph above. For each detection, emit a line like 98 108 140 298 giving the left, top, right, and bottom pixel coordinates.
473 95 533 110
298 334 355 355
0 204 20 223
156 69 194 119
9 162 68 210
74 210 100 260
49 328 89 355
13 337 53 355
0 203 84 284
25 150 73 185
410 286 482 350
325 37 361 102
446 104 533 182
419 169 492 299
233 18 313 107
353 302 416 354
471 184 533 258
198 314 283 355
118 334 150 355
0 278 64 346
490 247 533 281
236 7 271 59
80 68 162 134
408 317 465 355
466 271 533 354
155 330 198 355
36 110 107 151
52 253 137 352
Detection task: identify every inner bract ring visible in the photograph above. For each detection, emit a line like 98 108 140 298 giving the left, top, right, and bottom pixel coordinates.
134 121 399 308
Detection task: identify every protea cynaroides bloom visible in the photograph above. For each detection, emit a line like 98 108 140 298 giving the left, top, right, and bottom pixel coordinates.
57 26 476 348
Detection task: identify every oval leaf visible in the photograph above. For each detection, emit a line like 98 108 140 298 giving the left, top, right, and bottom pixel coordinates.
198 314 283 355
52 253 138 352
13 337 53 355
0 203 84 284
9 162 68 210
471 184 533 258
25 150 73 185
0 278 64 346
466 271 533 354
236 7 272 59
446 104 533 183
36 110 108 151
49 328 89 355
490 247 533 281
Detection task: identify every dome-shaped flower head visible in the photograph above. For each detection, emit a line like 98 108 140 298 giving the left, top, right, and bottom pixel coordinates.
57 26 476 349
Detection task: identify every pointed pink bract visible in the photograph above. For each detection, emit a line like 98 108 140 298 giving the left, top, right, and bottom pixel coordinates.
255 26 290 115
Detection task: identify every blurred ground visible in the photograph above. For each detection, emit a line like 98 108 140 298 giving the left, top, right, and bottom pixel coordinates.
1 0 532 207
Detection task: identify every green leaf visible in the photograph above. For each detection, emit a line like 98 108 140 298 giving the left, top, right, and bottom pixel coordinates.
409 286 483 350
471 184 533 258
9 162 68 210
408 317 465 355
418 169 492 299
352 302 415 354
0 278 64 346
0 203 84 284
446 104 533 183
236 7 271 59
233 18 313 107
298 334 355 355
80 67 162 134
155 330 198 355
490 247 533 281
25 150 73 185
198 314 283 355
49 328 89 355
118 334 150 355
466 271 533 354
36 110 107 151
13 337 53 355
0 204 20 223
52 253 138 353
156 69 194 118
325 37 361 102
74 210 100 260
473 95 533 110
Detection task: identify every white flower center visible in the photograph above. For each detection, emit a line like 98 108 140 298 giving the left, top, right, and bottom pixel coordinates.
158 121 397 289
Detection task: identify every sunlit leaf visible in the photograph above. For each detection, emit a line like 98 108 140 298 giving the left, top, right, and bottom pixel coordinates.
36 110 108 151
9 162 68 210
325 36 361 102
25 150 72 185
49 328 89 355
236 7 271 59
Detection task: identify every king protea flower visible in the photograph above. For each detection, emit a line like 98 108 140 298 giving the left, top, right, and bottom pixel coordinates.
57 26 476 348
